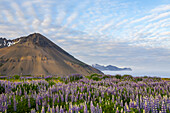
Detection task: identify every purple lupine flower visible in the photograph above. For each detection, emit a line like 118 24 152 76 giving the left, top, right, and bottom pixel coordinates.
52 105 55 113
101 92 104 98
69 102 73 111
88 95 90 102
79 104 83 110
137 106 140 113
140 96 143 109
112 95 114 103
99 97 102 103
85 93 87 101
84 102 87 113
31 109 36 113
36 96 39 111
47 104 51 112
121 108 123 113
143 99 149 112
13 96 17 111
96 103 100 113
24 91 27 99
74 105 79 113
69 109 73 113
41 106 45 113
71 95 74 102
120 100 123 107
90 101 95 113
36 102 39 111
8 97 11 105
116 107 119 113
99 106 102 113
161 101 166 113
28 96 31 108
65 94 68 102
61 94 64 102
60 106 64 113
56 105 59 113
39 99 41 106
19 88 22 96
125 102 130 112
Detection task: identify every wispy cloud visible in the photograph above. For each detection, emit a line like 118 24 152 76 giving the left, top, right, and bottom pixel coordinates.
63 12 78 28
98 20 115 33
22 1 37 18
32 18 41 30
56 10 66 25
149 12 170 22
151 4 170 12
130 14 154 24
11 2 27 26
41 15 51 27
2 10 15 23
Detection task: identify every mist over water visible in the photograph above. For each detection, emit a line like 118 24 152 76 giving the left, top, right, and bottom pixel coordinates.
102 70 170 78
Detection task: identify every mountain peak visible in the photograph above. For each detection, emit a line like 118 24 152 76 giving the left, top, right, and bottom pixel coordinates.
17 33 54 48
27 32 45 38
23 32 47 40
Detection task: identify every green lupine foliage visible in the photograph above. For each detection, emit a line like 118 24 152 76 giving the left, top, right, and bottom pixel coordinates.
0 85 5 94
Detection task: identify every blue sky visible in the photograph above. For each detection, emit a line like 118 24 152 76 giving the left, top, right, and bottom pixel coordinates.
0 0 170 76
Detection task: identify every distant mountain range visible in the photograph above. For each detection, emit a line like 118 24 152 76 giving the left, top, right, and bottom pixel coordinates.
92 64 132 71
0 33 103 76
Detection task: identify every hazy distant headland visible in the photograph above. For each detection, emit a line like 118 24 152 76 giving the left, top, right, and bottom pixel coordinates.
92 64 132 71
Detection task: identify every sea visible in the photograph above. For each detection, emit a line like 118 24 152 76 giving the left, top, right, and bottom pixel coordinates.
102 70 170 78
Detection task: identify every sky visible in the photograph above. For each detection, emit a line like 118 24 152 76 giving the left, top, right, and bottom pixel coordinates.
0 0 170 76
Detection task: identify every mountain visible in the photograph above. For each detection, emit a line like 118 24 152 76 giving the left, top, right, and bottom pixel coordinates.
92 64 132 71
0 33 103 76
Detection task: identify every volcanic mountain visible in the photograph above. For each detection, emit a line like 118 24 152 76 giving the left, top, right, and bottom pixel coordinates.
0 33 103 76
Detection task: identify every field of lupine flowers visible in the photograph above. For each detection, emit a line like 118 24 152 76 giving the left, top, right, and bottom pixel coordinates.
0 74 169 113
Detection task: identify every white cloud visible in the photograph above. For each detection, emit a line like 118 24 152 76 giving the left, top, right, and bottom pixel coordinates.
22 1 37 18
115 19 128 27
11 2 28 26
70 24 77 29
2 10 15 23
64 12 78 27
32 18 41 30
161 22 170 27
151 4 170 12
57 39 65 43
98 20 115 33
159 31 170 36
41 15 51 27
56 11 66 25
149 12 170 22
130 14 154 24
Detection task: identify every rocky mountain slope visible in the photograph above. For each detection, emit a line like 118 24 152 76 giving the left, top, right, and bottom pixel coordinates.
0 33 103 76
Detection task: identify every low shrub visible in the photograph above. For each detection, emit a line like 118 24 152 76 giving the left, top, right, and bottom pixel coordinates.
13 75 20 79
115 74 121 79
92 76 101 81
